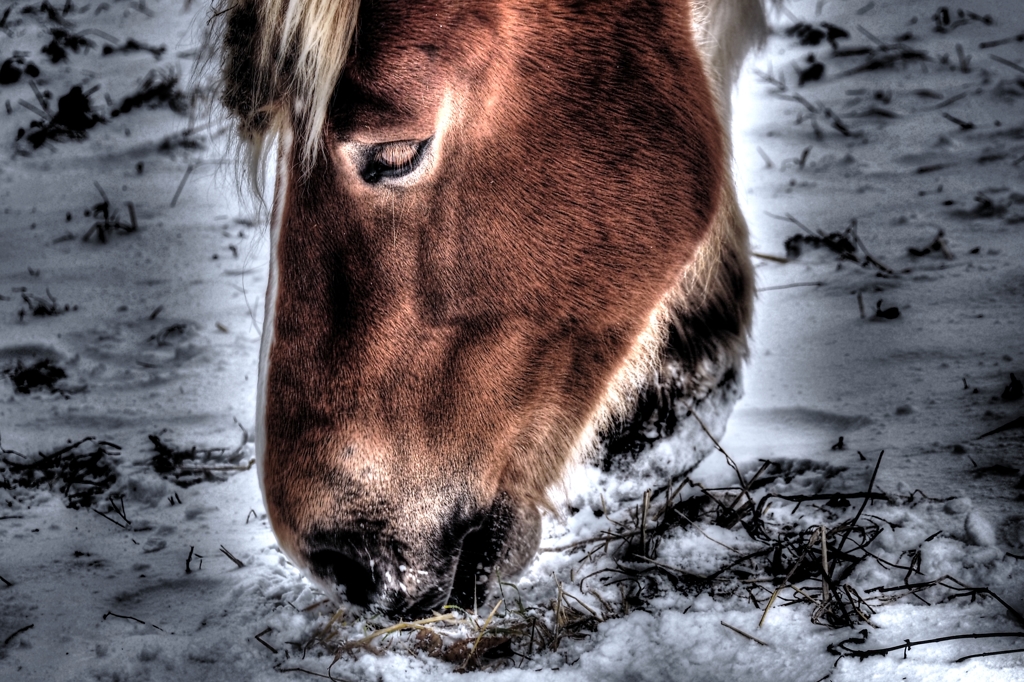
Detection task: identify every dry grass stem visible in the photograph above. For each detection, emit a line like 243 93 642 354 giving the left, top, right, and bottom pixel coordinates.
721 620 769 646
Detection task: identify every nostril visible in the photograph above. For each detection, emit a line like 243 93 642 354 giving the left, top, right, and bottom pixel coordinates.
307 549 377 607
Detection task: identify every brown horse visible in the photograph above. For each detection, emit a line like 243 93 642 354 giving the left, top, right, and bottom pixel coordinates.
214 0 766 614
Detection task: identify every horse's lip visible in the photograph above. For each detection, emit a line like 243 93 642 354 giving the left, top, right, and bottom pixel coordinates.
385 585 451 617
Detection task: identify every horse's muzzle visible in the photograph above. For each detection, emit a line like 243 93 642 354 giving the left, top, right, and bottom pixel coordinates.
301 494 541 616
303 529 457 615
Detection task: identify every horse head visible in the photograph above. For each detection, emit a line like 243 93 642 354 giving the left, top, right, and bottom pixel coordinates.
216 0 759 614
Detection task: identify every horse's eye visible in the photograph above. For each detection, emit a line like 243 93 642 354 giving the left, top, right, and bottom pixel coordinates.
360 138 431 184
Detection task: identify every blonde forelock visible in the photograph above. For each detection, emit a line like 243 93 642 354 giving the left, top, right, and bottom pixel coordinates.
215 0 361 181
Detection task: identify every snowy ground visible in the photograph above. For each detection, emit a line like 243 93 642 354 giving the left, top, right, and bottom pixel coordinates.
1 0 1023 680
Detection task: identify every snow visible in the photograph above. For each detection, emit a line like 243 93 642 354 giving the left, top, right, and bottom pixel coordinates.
1 0 1023 680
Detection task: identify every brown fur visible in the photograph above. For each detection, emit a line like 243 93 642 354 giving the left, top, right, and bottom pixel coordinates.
215 0 763 614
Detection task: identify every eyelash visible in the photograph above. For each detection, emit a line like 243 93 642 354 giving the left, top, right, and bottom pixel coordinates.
360 138 432 184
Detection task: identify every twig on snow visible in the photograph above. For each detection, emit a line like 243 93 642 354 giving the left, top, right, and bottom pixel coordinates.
836 631 1024 660
990 54 1024 76
3 624 33 647
758 281 823 292
255 627 279 653
220 545 246 568
721 620 769 646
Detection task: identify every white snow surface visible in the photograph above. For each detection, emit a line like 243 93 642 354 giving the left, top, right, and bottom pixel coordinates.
1 0 1023 680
